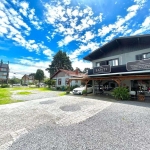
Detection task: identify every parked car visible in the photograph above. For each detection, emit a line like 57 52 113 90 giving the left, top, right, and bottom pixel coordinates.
73 84 93 95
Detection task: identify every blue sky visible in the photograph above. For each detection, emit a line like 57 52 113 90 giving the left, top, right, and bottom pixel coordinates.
0 0 150 78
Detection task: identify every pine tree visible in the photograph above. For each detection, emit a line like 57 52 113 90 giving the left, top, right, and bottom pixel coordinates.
46 50 73 76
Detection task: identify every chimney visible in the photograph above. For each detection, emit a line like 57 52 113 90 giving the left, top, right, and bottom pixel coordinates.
75 67 78 75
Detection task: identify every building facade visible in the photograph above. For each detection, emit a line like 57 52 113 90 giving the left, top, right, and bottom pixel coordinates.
22 74 35 85
0 60 9 83
51 69 86 87
84 34 150 100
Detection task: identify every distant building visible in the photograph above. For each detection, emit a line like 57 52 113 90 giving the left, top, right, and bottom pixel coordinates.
22 74 35 85
0 60 9 83
50 69 86 87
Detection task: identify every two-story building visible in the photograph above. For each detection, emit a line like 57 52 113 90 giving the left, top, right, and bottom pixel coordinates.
22 74 35 85
0 60 9 83
83 34 150 100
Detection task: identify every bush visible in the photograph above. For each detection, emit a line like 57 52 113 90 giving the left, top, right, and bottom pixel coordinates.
56 87 61 90
70 85 79 91
66 91 70 94
1 84 10 88
112 87 130 100
82 90 87 95
61 86 66 91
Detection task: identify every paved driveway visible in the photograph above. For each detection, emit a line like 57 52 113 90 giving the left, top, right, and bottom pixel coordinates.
0 93 150 150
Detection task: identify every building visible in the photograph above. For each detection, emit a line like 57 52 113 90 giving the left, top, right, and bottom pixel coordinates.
50 69 86 87
0 60 9 83
83 34 150 100
22 74 35 85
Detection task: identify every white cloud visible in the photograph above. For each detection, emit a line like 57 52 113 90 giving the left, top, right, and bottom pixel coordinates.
44 2 103 46
69 42 99 60
132 16 150 35
43 49 54 59
58 35 75 47
71 59 92 71
98 0 146 39
63 0 71 5
9 60 51 78
28 9 42 30
19 1 29 17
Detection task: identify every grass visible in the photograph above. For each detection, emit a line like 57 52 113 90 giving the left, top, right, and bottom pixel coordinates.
38 87 52 91
58 92 67 96
17 91 32 95
10 87 39 91
0 87 52 105
10 87 52 91
0 88 22 105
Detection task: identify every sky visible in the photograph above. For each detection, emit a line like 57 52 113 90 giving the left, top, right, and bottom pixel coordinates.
0 0 150 79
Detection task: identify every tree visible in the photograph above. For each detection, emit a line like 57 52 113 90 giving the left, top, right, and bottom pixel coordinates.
35 69 44 84
83 68 90 73
9 77 21 85
44 79 56 88
46 50 73 77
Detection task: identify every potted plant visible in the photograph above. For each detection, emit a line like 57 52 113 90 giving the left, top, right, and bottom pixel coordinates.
82 90 87 96
112 87 130 100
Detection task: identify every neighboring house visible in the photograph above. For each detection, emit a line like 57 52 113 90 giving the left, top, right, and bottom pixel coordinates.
50 69 86 87
0 60 9 83
22 74 35 84
83 34 150 99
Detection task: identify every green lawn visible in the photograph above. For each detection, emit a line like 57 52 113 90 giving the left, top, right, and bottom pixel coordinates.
17 91 32 95
0 87 52 105
0 88 22 105
10 87 51 91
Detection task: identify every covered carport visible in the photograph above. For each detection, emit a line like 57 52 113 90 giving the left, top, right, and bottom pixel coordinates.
68 75 150 98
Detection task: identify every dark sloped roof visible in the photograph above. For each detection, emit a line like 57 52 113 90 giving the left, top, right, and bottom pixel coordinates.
83 34 150 61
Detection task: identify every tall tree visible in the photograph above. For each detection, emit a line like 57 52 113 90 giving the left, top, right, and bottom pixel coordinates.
83 68 90 73
46 50 73 76
35 69 44 84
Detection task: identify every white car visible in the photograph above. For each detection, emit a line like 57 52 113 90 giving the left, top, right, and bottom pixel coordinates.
73 85 93 95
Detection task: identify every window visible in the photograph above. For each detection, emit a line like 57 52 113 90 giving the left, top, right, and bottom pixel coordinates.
58 79 61 85
0 68 7 71
136 52 150 60
96 62 100 67
96 58 119 67
75 80 78 83
65 78 69 85
108 59 118 66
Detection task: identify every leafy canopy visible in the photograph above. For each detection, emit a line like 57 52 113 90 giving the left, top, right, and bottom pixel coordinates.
35 69 44 83
46 50 73 76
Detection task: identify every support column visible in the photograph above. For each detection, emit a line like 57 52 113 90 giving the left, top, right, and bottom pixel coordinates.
85 80 89 96
68 80 71 93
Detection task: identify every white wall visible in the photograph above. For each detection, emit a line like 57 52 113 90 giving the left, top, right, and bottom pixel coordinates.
92 48 150 67
53 74 82 87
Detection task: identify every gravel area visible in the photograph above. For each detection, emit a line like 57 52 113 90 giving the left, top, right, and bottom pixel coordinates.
9 101 150 150
11 91 62 101
0 95 111 149
60 104 81 112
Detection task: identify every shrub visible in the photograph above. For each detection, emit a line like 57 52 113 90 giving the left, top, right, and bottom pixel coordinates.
70 85 79 91
1 84 10 88
61 86 66 91
82 90 87 95
66 91 70 94
56 87 61 90
112 87 130 100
